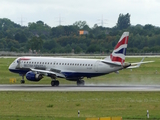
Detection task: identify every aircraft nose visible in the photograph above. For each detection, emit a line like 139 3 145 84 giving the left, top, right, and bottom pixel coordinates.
8 63 15 72
9 64 12 71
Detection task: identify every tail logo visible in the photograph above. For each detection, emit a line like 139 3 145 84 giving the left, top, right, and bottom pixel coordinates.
110 32 129 65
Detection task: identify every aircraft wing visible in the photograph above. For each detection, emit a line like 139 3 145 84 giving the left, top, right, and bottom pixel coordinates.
30 68 65 78
127 57 154 69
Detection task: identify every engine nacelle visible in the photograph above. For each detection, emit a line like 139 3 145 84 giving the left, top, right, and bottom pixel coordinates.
26 71 43 82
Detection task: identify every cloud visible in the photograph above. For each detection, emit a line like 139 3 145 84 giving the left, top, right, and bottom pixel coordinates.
0 0 160 27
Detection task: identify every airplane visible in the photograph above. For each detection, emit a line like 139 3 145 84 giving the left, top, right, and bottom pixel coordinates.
8 32 153 86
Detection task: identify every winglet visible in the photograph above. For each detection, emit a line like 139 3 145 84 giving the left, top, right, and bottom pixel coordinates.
135 57 145 68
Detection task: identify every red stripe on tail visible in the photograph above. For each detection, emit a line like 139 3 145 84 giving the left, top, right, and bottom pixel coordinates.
114 36 128 49
110 54 125 64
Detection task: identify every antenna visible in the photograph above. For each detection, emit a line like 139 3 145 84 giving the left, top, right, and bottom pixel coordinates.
59 14 61 26
97 15 107 27
21 16 23 26
18 15 26 26
55 14 64 26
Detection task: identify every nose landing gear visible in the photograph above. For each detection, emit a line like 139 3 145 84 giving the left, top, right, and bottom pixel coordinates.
20 75 25 84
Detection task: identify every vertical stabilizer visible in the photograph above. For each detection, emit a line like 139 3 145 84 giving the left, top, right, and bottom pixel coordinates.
105 32 129 65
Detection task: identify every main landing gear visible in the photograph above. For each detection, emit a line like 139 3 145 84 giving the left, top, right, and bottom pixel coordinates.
50 75 59 86
77 79 85 86
20 75 25 84
51 80 59 86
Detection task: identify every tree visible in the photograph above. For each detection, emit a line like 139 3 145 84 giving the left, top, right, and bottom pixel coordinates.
0 43 4 50
86 44 99 53
36 21 44 26
15 32 28 43
117 13 131 30
74 46 82 53
43 39 57 50
73 21 88 29
64 44 72 53
28 37 43 52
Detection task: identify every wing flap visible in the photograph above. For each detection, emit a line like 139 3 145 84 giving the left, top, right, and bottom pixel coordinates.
31 68 56 75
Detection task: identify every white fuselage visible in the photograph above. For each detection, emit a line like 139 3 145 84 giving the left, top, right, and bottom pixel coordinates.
9 57 122 80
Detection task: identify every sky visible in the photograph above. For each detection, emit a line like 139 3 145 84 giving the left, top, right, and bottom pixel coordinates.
0 0 160 28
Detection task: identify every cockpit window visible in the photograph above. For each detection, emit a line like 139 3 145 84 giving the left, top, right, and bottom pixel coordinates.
17 59 20 63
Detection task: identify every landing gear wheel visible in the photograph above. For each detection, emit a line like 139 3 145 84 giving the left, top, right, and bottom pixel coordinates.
51 80 59 86
20 74 25 84
77 80 85 86
21 80 25 84
56 81 59 86
51 81 55 86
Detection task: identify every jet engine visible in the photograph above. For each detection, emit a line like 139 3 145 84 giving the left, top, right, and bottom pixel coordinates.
26 71 43 82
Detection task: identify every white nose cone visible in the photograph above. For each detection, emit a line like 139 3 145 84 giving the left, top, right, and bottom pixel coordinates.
9 63 13 71
8 62 16 73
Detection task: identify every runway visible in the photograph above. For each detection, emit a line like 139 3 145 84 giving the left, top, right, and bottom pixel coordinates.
0 84 160 91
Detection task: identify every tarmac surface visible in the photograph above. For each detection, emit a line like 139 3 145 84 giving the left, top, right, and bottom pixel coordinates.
0 84 160 91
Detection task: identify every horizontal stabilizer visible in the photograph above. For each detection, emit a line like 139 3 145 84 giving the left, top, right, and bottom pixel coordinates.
127 57 154 69
131 61 154 65
101 60 122 66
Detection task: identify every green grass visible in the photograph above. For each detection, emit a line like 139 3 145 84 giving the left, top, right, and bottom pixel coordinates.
0 91 160 120
0 57 160 120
